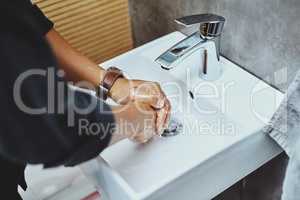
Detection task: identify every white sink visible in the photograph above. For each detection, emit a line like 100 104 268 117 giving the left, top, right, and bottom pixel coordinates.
80 32 284 200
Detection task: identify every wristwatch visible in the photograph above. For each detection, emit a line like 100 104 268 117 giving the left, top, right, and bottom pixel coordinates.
97 67 124 100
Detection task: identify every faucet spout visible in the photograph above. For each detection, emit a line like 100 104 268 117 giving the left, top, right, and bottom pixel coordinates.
156 14 225 72
176 14 225 61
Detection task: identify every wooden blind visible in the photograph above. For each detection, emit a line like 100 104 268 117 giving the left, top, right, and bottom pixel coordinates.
33 0 133 63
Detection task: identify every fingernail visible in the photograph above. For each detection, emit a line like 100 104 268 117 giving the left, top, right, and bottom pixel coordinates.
157 99 165 108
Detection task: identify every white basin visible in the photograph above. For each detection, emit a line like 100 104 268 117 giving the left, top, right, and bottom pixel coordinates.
80 32 284 200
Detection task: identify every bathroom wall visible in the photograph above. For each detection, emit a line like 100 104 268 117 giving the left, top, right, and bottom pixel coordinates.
35 0 133 63
128 0 300 91
128 0 296 199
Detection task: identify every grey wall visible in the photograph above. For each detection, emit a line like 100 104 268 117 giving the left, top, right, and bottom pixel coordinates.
128 0 300 91
128 1 296 199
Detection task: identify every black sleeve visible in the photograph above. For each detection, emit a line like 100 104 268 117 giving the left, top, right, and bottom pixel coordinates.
1 71 115 168
0 0 115 168
29 4 54 35
1 0 54 35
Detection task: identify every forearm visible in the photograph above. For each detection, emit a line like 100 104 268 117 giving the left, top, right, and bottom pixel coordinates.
46 29 106 87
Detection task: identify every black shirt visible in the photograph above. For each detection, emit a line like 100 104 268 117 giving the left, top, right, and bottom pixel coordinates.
0 0 114 168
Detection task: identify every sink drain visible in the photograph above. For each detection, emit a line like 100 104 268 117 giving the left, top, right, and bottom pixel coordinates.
161 118 183 137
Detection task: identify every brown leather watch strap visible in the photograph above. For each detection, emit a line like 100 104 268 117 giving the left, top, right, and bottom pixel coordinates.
97 67 124 100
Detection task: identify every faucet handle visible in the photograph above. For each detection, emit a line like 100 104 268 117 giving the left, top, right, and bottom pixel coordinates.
175 14 225 40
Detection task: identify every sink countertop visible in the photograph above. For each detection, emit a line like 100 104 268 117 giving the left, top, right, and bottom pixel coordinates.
82 32 284 200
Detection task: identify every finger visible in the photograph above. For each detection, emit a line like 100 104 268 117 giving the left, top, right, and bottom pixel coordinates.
131 128 154 144
134 101 155 116
134 90 165 109
150 93 166 109
156 108 166 135
135 82 166 109
135 108 157 141
163 99 172 129
156 109 165 135
150 84 167 109
154 97 171 132
152 108 159 135
131 134 148 144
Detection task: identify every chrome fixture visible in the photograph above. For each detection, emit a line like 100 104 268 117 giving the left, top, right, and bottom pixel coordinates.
156 14 225 70
161 118 183 137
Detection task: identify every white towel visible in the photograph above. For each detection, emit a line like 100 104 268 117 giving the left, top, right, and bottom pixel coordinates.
264 70 300 200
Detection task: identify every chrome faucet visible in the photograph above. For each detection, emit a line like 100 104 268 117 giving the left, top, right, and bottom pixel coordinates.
156 14 225 71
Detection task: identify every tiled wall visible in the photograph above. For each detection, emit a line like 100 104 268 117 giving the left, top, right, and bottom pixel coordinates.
129 0 300 91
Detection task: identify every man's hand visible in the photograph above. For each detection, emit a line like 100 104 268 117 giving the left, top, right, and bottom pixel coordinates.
110 78 171 135
109 101 158 145
45 29 170 140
